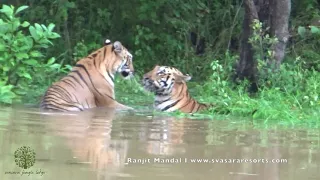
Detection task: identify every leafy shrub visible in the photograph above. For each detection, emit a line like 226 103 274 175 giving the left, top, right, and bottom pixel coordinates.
0 5 65 104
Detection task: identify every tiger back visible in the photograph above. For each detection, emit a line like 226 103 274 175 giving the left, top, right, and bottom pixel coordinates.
142 65 212 113
40 39 134 112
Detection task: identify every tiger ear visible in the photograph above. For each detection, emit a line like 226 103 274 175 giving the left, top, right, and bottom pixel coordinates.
104 39 111 45
174 73 192 83
113 41 122 54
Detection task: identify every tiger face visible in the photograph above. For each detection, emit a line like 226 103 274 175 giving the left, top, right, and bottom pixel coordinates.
111 40 134 79
142 65 191 95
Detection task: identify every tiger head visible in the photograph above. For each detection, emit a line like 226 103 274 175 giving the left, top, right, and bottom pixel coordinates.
105 39 134 79
142 65 191 95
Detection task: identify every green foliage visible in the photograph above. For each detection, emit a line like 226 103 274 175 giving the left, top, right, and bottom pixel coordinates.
72 41 89 62
190 18 320 123
297 25 320 37
290 0 320 72
115 75 153 109
0 81 16 104
5 0 243 78
0 4 63 104
194 54 319 123
248 19 279 87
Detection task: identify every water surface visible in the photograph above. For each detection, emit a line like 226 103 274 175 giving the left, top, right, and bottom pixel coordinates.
0 107 319 180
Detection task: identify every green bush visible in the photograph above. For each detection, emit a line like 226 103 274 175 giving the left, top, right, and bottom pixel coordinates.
0 5 67 104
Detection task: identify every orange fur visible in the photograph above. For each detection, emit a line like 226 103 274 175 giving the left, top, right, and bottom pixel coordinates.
142 65 212 113
41 40 134 112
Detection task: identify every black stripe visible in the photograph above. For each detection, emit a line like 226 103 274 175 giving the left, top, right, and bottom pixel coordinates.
54 85 74 101
91 51 100 71
42 97 73 105
43 96 66 103
49 86 71 101
179 82 185 95
65 78 78 89
71 70 90 89
42 103 83 112
162 99 181 111
162 81 184 111
42 99 83 111
195 103 202 113
97 54 110 84
85 99 90 108
67 75 84 88
178 87 192 110
74 94 81 105
107 71 114 82
93 56 97 69
41 102 82 111
44 95 77 106
42 105 69 112
103 47 107 58
166 75 170 81
41 90 84 112
92 53 98 58
155 89 165 95
94 96 101 105
74 64 102 95
49 85 82 107
43 92 64 102
155 97 171 105
190 100 197 111
74 64 115 100
61 79 76 90
185 90 189 97
179 97 192 110
45 90 70 102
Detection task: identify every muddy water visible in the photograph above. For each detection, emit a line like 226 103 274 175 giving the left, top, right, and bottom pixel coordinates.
0 107 319 180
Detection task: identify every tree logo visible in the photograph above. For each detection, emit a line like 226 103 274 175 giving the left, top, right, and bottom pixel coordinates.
14 146 36 169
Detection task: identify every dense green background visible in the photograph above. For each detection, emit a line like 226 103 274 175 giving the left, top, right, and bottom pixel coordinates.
0 0 319 124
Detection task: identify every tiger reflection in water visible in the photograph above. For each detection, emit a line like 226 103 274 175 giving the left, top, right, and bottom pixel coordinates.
145 117 187 156
45 108 128 178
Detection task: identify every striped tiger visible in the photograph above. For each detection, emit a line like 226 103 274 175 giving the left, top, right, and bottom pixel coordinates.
142 65 212 113
40 39 134 112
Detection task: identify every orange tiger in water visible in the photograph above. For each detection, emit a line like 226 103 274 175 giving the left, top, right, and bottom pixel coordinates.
40 39 134 112
142 65 212 113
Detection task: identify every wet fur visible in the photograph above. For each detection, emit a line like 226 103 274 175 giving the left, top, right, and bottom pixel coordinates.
142 65 211 113
40 40 134 112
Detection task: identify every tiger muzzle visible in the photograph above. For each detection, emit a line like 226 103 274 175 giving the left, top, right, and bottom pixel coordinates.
120 65 134 79
121 70 133 77
142 77 157 92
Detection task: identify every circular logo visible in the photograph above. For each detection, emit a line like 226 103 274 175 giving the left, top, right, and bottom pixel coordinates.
14 146 36 169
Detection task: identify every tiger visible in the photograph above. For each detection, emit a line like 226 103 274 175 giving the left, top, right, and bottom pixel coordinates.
142 65 212 113
40 39 134 112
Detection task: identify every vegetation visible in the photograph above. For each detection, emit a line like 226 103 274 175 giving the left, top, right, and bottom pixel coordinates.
0 4 70 104
0 1 319 124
